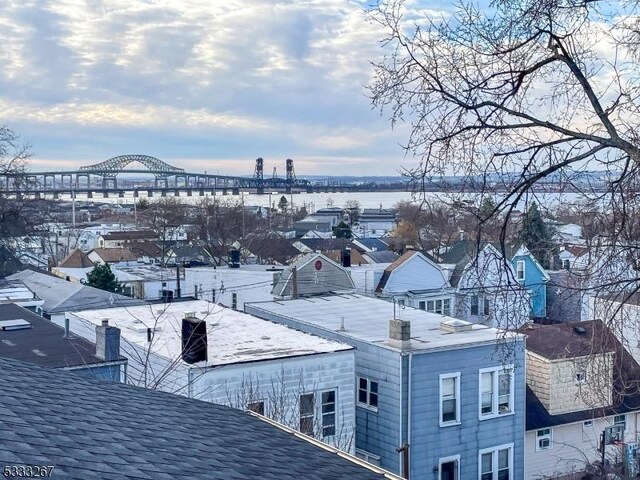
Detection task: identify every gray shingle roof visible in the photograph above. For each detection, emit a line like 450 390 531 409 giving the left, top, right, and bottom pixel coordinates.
6 270 145 314
0 357 397 480
0 303 122 368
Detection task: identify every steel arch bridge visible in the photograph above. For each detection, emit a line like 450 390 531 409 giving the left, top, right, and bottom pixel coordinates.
79 154 185 176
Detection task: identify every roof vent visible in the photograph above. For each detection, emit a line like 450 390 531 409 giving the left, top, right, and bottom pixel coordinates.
574 326 587 335
0 319 32 331
440 319 473 333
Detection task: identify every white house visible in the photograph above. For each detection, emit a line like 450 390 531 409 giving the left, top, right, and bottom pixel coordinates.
374 250 456 313
456 244 530 329
66 300 357 453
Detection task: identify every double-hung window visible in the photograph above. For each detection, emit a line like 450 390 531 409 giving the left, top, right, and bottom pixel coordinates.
516 261 525 281
358 377 379 409
439 455 460 480
299 393 315 436
479 444 512 480
471 295 479 315
479 366 514 418
615 414 627 431
321 390 336 437
428 299 452 316
440 373 461 426
483 298 491 316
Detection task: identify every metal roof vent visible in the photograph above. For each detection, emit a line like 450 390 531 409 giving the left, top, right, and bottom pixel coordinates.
440 319 473 333
574 326 587 335
0 319 32 331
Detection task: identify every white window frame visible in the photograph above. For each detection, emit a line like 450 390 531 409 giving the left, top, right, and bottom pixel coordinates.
614 414 627 431
478 443 513 480
440 372 461 427
357 377 379 411
575 368 587 385
438 454 461 480
479 366 515 420
321 389 337 438
516 260 525 281
536 428 553 451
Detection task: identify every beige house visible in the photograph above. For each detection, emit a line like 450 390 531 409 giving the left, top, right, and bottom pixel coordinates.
522 321 640 479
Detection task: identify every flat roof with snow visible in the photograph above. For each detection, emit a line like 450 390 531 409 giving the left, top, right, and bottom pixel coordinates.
247 294 515 352
70 300 352 366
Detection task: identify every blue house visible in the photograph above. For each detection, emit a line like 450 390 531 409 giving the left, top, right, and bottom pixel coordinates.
511 246 550 320
246 294 526 480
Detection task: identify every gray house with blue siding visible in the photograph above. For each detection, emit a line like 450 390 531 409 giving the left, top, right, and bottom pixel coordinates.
246 294 526 480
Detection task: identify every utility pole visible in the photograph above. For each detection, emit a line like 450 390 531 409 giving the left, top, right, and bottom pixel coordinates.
176 264 181 299
292 266 298 299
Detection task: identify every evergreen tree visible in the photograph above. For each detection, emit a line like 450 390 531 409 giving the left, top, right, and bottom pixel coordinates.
278 195 288 214
333 221 352 239
519 202 554 269
85 263 122 294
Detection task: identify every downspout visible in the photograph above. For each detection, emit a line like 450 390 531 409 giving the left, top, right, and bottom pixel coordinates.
408 352 412 477
399 352 403 475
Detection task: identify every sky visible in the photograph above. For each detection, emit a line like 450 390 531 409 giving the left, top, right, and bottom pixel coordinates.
0 0 428 177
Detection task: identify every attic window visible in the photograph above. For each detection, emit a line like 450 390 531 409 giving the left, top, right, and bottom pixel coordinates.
575 369 587 385
0 319 32 331
516 261 525 281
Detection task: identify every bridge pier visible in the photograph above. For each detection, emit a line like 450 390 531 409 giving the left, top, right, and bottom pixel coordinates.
53 192 59 199
119 191 125 198
103 192 109 198
222 188 227 195
232 187 240 195
199 189 204 196
147 190 153 197
161 190 167 197
133 190 139 198
174 190 180 197
87 191 93 198
187 190 192 197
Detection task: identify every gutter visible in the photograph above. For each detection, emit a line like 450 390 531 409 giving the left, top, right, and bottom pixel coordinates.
249 411 404 480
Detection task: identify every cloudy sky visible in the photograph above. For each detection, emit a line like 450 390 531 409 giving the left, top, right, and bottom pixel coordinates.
0 0 431 176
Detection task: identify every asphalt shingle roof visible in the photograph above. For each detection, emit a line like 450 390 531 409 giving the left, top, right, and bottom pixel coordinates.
0 303 120 368
0 357 397 480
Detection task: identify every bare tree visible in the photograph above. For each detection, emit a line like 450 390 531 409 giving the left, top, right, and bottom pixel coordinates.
140 197 187 266
370 0 640 237
0 126 37 245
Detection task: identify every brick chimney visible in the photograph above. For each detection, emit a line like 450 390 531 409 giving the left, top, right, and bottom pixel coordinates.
95 318 121 362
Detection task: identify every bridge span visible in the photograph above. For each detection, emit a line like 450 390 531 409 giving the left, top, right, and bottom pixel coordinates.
0 155 327 197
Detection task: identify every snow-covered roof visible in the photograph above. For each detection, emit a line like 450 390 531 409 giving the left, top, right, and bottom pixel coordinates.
71 300 352 366
247 294 514 352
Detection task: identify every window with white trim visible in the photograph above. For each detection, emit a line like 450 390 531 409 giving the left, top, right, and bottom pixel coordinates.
615 414 627 431
479 444 512 480
480 367 514 418
440 373 461 426
536 428 552 451
358 377 379 409
439 455 460 480
321 390 336 437
516 260 525 281
483 298 491 316
471 295 479 315
427 298 452 316
299 393 314 436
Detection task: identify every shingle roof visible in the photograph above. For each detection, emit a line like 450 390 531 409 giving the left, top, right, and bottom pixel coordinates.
524 320 640 430
0 357 399 480
58 249 94 268
6 270 145 314
90 248 138 263
0 303 122 368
